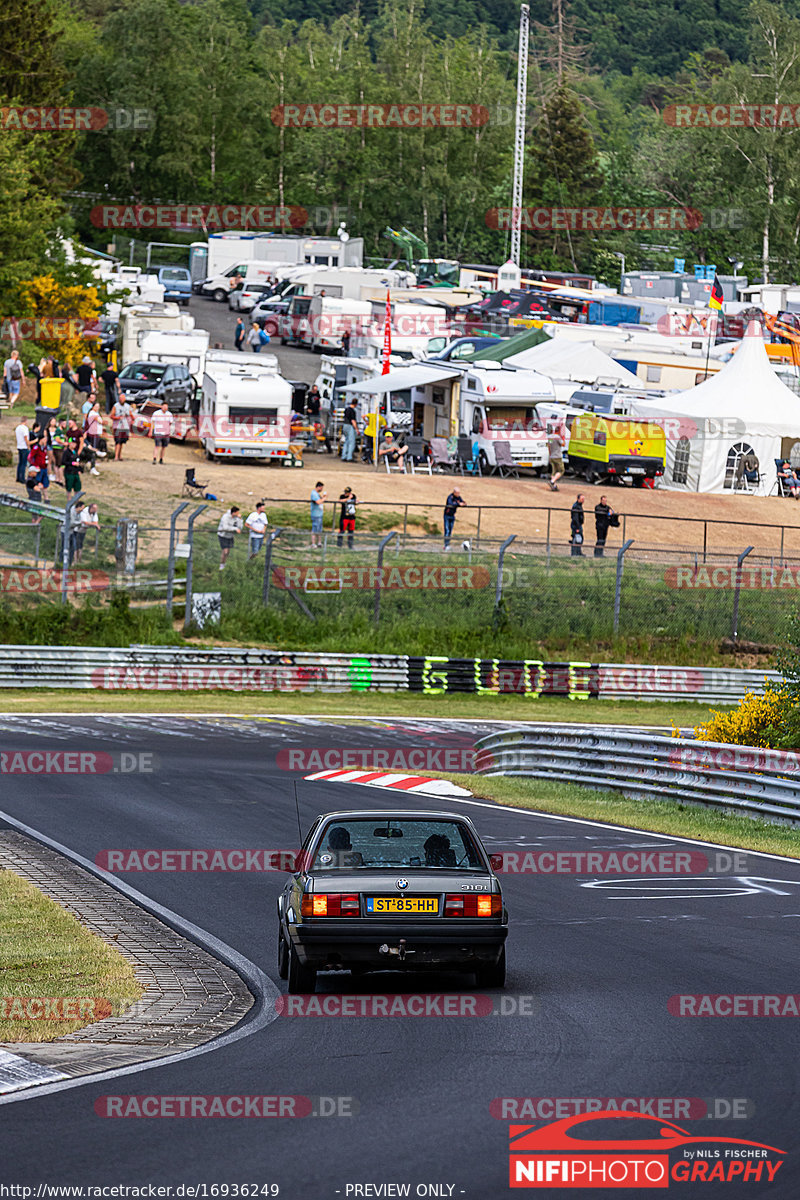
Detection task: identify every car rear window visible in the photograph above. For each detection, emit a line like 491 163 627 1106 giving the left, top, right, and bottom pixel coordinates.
312 818 484 870
119 363 166 382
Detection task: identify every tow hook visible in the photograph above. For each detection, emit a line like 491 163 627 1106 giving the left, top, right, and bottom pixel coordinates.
379 939 413 960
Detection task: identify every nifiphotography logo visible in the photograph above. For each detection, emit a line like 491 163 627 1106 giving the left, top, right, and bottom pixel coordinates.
508 1111 785 1188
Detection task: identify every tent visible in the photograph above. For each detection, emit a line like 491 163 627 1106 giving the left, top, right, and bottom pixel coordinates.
628 325 800 492
503 337 642 386
470 326 550 362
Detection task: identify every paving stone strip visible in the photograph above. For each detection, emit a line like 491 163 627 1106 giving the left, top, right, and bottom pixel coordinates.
0 831 254 1080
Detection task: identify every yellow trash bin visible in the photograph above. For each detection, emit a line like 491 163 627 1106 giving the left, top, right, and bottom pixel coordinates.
40 377 62 411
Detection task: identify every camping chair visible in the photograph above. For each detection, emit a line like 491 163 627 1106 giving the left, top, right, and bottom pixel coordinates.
381 437 407 474
456 435 482 476
430 438 456 472
406 436 433 475
772 458 794 497
490 440 520 479
182 467 208 499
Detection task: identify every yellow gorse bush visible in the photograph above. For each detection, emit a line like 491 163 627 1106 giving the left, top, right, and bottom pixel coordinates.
16 275 102 365
695 685 787 747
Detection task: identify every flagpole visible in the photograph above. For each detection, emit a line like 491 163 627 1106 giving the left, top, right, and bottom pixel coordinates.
376 291 392 472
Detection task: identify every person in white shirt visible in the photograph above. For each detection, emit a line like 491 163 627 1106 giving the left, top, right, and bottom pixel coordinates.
150 401 174 463
217 505 243 569
245 501 268 558
14 419 30 483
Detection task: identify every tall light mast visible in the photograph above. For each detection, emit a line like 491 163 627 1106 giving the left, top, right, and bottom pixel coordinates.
510 3 530 269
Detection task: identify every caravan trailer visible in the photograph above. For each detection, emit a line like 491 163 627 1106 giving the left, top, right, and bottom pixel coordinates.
200 350 293 463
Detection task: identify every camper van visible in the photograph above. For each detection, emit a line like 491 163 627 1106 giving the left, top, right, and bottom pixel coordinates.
138 328 210 377
115 303 196 367
296 296 373 352
200 351 293 463
567 413 666 484
460 364 555 472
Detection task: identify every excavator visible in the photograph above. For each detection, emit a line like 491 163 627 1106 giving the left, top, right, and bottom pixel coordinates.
382 226 459 285
764 312 800 369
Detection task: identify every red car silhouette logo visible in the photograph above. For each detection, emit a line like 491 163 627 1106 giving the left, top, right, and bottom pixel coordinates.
510 1110 784 1154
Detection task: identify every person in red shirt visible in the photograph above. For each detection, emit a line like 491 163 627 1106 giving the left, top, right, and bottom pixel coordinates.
27 436 50 502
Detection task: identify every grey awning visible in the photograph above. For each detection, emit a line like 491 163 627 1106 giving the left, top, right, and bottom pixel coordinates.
342 364 461 395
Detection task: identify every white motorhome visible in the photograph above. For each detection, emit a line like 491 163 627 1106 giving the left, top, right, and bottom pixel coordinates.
278 266 416 303
294 296 373 352
95 264 165 303
200 351 293 464
193 233 365 293
459 364 555 472
115 303 195 367
138 328 210 377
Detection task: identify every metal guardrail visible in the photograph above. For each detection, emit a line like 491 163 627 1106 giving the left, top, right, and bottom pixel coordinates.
474 725 800 826
0 647 407 693
0 647 780 700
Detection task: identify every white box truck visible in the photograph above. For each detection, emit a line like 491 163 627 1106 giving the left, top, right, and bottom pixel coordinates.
200 352 293 464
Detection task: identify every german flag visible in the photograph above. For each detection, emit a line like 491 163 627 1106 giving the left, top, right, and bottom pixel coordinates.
708 274 724 310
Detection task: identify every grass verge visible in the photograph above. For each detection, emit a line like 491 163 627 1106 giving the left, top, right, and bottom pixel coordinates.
442 773 800 859
0 690 720 725
0 869 143 1043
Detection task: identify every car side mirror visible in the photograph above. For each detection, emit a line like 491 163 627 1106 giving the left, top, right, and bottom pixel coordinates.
489 853 505 873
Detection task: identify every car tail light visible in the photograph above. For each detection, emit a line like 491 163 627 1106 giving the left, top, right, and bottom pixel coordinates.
301 893 360 918
444 893 502 917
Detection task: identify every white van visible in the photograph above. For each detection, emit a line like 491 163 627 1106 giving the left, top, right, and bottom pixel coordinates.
199 260 281 303
297 296 373 351
138 328 210 377
200 353 293 464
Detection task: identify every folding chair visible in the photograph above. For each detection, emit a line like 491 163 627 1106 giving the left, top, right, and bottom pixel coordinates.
490 440 520 479
182 467 208 498
381 438 407 474
406 436 433 475
430 438 456 472
772 458 791 497
456 435 482 476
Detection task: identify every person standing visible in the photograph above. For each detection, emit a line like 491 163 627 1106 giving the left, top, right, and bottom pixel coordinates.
341 400 358 462
76 355 97 398
594 495 614 557
111 393 135 461
217 505 243 569
101 363 119 414
305 385 322 421
61 441 82 497
337 487 357 549
246 321 263 353
3 350 24 401
547 429 564 491
234 317 245 351
340 328 351 355
443 487 466 550
245 501 268 558
14 418 30 483
150 401 174 464
570 494 585 556
310 481 326 548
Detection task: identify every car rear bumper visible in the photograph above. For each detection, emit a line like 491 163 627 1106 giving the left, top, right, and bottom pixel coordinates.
289 919 508 969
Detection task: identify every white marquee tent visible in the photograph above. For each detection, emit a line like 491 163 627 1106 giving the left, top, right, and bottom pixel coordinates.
629 325 800 493
504 337 642 387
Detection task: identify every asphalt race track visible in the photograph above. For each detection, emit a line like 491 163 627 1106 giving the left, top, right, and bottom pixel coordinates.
0 715 798 1198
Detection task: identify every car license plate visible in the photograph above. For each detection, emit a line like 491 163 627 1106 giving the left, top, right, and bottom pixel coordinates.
517 461 533 468
366 897 438 914
628 466 645 473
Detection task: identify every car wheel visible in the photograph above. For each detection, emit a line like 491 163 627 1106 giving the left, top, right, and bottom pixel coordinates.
277 927 289 980
479 450 490 474
213 289 228 304
475 946 506 989
205 447 215 462
288 944 316 994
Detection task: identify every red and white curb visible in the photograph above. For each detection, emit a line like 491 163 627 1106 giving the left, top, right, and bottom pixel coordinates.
304 768 472 798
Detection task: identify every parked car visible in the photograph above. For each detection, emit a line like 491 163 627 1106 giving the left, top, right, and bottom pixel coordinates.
277 808 508 993
155 267 192 307
428 335 506 362
117 360 195 411
251 295 291 337
228 282 274 313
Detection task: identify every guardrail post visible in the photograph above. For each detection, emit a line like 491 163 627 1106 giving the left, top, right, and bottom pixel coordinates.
495 534 516 611
613 538 634 635
731 545 754 641
166 501 189 617
61 492 83 605
374 531 397 625
182 504 208 632
262 527 283 605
